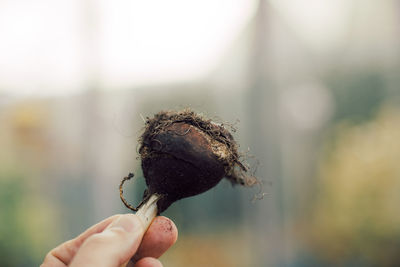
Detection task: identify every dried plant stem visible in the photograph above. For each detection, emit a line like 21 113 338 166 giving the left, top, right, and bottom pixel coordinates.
120 194 161 267
119 173 161 230
119 173 139 211
135 194 161 229
119 175 161 267
119 173 161 267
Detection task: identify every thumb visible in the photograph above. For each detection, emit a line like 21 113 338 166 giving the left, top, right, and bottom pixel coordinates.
70 214 144 267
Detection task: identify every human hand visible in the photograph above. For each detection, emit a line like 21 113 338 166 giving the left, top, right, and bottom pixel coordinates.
41 214 178 267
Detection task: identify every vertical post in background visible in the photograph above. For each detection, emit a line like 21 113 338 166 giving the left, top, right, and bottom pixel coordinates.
79 1 137 223
245 0 285 266
80 0 111 222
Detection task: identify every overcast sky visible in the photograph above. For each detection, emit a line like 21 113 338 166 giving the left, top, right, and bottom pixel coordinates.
0 0 257 96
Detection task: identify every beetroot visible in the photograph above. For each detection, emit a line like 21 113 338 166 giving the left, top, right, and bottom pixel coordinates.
120 109 257 213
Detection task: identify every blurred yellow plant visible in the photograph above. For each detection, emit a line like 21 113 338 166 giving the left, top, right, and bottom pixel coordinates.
160 229 252 267
308 106 400 265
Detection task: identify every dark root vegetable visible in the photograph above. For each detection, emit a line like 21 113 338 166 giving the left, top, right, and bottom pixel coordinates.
121 109 258 213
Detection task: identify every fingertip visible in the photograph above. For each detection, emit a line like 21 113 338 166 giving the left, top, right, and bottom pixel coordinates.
135 257 163 267
153 216 178 243
134 216 178 260
147 216 178 247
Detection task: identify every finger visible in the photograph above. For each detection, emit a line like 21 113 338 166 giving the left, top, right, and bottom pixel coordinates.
70 214 145 267
135 257 163 267
133 216 178 261
40 253 65 267
42 215 121 266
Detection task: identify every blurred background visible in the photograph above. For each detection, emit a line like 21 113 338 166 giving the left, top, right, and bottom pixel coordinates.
1 0 400 266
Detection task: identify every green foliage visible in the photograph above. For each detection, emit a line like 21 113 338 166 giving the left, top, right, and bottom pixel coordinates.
0 172 59 267
0 174 36 266
327 71 386 124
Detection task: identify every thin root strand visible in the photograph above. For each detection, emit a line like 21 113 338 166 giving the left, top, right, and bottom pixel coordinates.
119 173 139 212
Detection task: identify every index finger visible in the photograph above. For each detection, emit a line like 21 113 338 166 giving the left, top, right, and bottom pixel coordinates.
42 214 122 267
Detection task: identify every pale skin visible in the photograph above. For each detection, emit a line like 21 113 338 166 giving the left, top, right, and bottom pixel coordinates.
41 214 178 267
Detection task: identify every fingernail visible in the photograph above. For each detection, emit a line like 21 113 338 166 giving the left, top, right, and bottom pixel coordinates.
111 214 142 233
